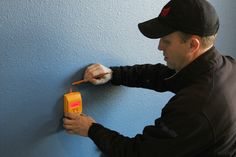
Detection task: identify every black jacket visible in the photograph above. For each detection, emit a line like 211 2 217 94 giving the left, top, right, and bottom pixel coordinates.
88 47 236 157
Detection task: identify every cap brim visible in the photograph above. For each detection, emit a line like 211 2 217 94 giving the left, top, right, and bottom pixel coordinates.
138 18 175 39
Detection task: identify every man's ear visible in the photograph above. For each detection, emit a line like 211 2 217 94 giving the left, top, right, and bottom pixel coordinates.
190 36 200 52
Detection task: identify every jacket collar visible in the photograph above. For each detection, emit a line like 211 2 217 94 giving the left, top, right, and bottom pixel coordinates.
164 46 220 93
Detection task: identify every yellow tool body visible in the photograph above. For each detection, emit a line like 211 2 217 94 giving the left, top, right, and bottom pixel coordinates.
64 91 82 114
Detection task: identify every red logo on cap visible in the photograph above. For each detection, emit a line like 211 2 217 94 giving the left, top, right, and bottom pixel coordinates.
160 7 170 17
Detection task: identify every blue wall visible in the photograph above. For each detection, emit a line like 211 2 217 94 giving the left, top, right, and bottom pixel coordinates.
0 1 235 157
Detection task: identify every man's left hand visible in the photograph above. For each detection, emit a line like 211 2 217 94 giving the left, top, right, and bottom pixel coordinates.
63 112 96 137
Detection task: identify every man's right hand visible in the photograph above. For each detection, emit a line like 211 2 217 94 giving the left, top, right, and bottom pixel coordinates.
84 63 112 85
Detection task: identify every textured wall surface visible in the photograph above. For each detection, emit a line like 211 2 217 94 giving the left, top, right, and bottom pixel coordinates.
0 0 235 157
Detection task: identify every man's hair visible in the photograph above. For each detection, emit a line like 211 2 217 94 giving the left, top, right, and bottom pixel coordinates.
178 31 217 49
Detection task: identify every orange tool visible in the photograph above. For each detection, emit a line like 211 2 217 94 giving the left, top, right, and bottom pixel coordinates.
64 89 82 114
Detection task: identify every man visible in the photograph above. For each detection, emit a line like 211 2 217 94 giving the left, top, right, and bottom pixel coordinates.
63 0 236 156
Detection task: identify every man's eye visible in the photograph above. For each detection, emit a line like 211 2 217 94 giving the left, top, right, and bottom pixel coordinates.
163 40 170 45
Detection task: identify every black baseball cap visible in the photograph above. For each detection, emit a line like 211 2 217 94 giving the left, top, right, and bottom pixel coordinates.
138 0 219 39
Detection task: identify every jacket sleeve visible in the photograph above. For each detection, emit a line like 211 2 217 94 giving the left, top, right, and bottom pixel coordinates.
88 93 214 157
110 64 175 92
